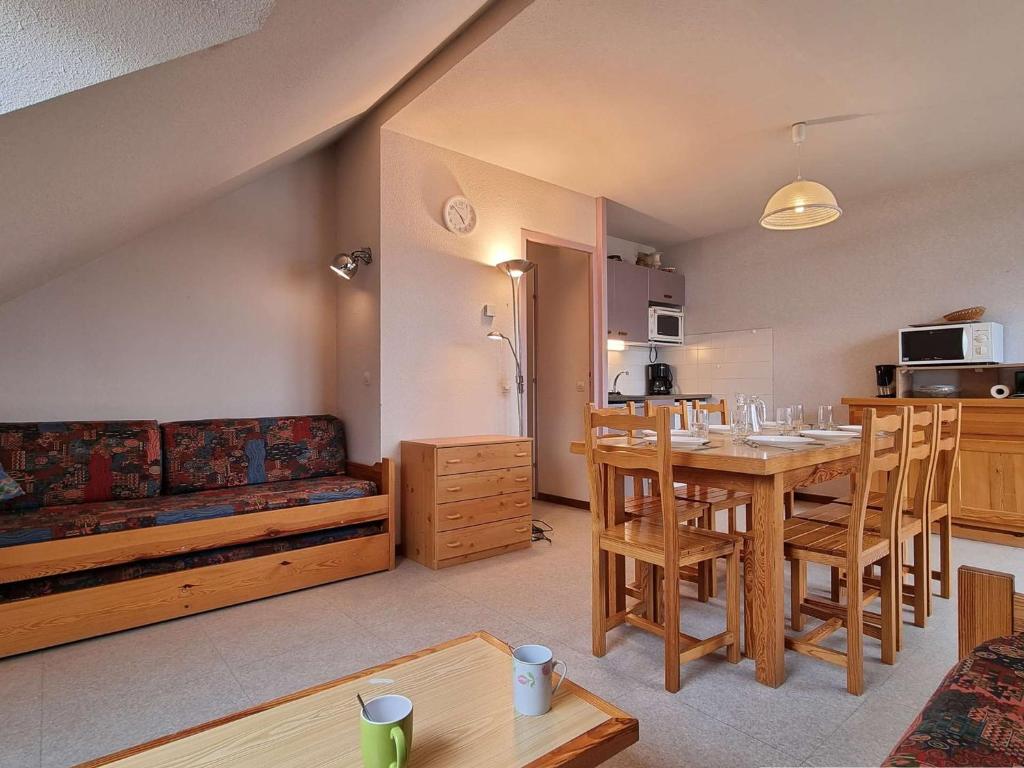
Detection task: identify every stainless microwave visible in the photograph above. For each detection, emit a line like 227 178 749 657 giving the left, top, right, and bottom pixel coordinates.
899 321 1004 365
649 306 684 344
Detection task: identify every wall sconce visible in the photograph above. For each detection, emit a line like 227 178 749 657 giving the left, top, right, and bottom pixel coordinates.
330 247 373 280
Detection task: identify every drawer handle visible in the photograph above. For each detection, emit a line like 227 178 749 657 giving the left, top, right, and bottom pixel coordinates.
445 513 463 520
445 486 462 492
514 501 529 508
514 527 529 533
513 476 529 483
514 451 528 457
445 458 463 464
446 542 463 549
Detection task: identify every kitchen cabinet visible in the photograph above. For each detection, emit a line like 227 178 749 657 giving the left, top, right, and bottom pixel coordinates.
607 260 652 343
648 268 685 306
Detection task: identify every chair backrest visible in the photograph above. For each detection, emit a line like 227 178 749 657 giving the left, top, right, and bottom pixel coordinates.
846 406 912 554
583 403 676 532
906 405 941 524
932 404 963 508
694 399 729 426
632 400 686 430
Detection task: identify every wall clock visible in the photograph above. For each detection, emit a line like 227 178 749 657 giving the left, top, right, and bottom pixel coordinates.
443 195 477 235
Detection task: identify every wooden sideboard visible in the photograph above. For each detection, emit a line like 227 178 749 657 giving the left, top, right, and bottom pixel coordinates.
401 436 533 568
844 397 1024 547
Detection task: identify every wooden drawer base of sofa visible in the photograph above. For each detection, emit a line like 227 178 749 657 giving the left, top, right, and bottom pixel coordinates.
0 533 391 659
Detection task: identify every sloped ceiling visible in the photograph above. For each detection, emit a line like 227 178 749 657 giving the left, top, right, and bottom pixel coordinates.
388 0 1024 244
0 0 488 304
1 0 276 114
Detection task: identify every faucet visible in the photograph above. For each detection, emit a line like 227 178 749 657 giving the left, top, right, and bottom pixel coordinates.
611 370 629 394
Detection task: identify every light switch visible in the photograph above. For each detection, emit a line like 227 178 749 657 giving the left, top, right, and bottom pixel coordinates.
575 380 586 392
483 304 496 318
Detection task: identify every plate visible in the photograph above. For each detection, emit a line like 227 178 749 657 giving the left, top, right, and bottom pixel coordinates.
747 435 815 446
640 429 692 437
837 425 862 434
800 429 857 441
669 436 710 446
708 424 731 433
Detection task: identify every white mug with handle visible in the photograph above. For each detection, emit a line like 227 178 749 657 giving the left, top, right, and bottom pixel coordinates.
511 644 567 716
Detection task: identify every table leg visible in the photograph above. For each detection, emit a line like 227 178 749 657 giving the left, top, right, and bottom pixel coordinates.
608 470 626 616
750 473 786 687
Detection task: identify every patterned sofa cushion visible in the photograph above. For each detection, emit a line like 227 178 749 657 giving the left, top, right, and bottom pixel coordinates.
161 415 346 495
0 421 162 511
884 632 1024 767
0 519 385 604
0 474 376 548
0 461 24 502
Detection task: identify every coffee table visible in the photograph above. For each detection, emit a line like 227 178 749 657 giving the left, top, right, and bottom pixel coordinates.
76 631 638 767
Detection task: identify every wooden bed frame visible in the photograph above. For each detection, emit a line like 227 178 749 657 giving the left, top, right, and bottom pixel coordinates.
0 460 395 658
957 565 1024 658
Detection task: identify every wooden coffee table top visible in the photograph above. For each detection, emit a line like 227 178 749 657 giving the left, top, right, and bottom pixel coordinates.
77 631 638 768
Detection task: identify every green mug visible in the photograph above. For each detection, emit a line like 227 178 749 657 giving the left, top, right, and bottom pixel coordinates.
360 694 413 768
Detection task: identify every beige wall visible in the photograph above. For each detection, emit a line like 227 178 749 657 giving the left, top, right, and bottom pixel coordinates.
526 242 591 502
0 149 338 423
665 162 1024 422
378 130 596 466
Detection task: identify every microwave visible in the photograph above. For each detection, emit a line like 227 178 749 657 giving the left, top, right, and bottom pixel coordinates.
649 306 684 344
899 321 1004 365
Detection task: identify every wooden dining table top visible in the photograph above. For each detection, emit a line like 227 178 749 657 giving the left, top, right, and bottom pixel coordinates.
568 433 868 475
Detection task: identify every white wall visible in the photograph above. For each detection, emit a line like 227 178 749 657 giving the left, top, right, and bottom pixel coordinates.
665 161 1024 421
379 129 596 464
0 149 338 423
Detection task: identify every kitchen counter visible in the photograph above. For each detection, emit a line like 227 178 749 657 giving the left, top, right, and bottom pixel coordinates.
607 393 711 404
842 395 1024 548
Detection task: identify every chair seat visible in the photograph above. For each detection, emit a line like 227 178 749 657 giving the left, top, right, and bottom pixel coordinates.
624 494 706 524
674 484 752 511
793 503 923 540
601 515 737 566
833 492 948 520
783 516 888 564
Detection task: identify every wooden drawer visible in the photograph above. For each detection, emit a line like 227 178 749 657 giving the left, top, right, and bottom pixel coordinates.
436 441 532 475
435 467 532 504
435 491 532 532
436 516 532 561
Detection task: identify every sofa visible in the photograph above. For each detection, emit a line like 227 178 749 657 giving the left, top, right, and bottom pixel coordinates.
884 566 1024 766
0 415 394 658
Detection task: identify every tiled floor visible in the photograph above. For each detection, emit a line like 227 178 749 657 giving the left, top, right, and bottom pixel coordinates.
3 500 1022 767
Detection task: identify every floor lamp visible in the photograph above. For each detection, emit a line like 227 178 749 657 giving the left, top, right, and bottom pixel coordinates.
489 258 535 437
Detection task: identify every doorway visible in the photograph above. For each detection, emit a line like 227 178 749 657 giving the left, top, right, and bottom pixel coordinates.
524 237 594 507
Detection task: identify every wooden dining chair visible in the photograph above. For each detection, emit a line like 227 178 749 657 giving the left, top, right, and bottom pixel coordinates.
584 404 742 692
630 401 750 600
775 406 910 695
794 405 940 636
928 404 962 607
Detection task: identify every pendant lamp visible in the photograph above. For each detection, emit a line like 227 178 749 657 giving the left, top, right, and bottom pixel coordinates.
760 123 842 230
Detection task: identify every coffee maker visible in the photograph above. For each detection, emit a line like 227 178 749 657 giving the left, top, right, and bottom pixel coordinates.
646 363 673 395
875 364 897 398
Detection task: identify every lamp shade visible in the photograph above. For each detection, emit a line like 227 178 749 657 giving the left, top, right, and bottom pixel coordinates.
760 179 842 230
496 259 535 279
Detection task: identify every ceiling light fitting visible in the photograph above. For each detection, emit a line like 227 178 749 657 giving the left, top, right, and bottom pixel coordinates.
760 123 842 231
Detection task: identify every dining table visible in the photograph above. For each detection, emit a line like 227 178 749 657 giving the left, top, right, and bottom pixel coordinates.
569 429 869 688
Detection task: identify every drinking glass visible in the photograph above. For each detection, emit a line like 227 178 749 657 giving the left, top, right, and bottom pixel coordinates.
775 406 793 435
817 404 834 430
730 407 751 444
790 404 804 429
691 407 709 440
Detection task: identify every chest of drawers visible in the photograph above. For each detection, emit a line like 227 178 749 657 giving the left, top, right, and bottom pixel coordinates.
401 436 533 568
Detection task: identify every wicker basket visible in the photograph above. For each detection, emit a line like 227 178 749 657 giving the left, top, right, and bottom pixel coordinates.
943 306 986 322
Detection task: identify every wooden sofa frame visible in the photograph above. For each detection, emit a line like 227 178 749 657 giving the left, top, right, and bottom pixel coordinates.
0 460 395 658
957 565 1024 659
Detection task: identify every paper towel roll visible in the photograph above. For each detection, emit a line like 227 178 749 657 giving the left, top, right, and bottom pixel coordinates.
991 384 1010 399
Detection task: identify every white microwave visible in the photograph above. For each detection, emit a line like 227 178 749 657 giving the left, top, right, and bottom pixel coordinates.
649 306 684 344
899 321 1004 365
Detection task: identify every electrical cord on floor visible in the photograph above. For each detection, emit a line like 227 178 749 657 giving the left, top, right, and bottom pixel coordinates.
531 519 553 544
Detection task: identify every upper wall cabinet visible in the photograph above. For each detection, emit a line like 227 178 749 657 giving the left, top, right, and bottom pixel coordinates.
607 259 650 343
648 268 685 306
